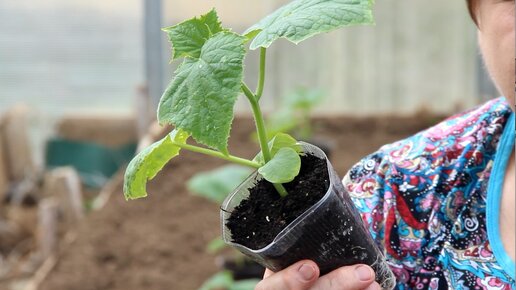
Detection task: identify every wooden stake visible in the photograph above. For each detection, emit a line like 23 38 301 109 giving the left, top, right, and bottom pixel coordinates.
37 198 59 260
2 105 35 183
47 167 84 224
0 119 9 203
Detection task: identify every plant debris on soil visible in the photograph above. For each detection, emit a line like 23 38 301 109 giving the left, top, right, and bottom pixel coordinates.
227 154 329 250
39 115 444 290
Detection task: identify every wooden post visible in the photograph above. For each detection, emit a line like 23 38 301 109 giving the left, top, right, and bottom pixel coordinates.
45 167 84 225
1 105 35 183
135 84 154 139
37 198 59 260
0 119 9 202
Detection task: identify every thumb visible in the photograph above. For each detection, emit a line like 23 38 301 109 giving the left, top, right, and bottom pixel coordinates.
255 260 320 290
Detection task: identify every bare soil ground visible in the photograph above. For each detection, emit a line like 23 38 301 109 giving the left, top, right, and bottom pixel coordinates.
40 115 442 290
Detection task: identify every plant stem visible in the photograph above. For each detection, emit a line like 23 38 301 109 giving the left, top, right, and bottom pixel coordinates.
171 141 261 169
255 47 266 100
242 83 271 162
242 82 289 198
273 183 288 198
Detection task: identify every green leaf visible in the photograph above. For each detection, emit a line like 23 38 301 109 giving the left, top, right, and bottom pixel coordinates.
187 165 253 204
230 279 261 290
254 133 301 164
269 133 302 156
162 9 224 60
206 236 227 254
158 31 246 153
258 147 301 183
245 0 375 50
199 271 234 290
123 129 189 200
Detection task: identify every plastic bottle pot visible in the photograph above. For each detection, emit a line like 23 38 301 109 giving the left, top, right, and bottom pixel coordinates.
221 142 396 290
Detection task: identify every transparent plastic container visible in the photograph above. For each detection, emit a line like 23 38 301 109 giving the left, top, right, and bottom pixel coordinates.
221 142 396 289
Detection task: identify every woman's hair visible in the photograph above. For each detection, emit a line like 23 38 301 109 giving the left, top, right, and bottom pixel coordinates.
466 0 478 24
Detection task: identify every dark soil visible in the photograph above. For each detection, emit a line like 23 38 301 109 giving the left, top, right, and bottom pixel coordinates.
39 115 444 290
227 154 329 250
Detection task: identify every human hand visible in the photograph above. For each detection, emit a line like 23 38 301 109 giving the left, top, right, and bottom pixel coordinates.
255 260 381 290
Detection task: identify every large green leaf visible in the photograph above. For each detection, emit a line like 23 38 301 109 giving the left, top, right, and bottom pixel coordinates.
162 9 224 59
245 0 375 49
258 147 301 183
254 133 301 164
123 129 189 200
187 165 253 204
158 31 246 153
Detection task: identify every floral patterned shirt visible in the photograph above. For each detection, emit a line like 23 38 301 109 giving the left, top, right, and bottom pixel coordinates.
343 97 515 289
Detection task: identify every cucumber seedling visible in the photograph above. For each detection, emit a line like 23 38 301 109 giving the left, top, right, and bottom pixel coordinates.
124 0 374 201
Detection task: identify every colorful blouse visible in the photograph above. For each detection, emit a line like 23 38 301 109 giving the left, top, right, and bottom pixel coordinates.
343 97 515 289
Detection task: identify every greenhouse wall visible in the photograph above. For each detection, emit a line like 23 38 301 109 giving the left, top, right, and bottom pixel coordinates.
0 0 496 116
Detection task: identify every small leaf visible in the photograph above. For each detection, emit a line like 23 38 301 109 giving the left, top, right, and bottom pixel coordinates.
254 133 301 164
187 165 253 203
123 129 189 200
245 0 375 50
206 237 227 254
198 271 234 290
162 9 224 60
258 147 301 183
158 31 246 153
269 133 302 156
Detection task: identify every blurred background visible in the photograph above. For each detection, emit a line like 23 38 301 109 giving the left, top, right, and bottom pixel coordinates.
0 0 500 290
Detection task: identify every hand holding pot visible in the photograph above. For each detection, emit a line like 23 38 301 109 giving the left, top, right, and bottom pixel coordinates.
256 260 382 290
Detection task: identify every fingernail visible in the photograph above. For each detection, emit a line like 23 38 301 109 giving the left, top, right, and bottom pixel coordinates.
355 265 373 281
297 264 316 281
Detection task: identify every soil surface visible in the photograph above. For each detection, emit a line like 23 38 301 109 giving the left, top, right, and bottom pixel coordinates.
227 154 329 250
40 115 442 290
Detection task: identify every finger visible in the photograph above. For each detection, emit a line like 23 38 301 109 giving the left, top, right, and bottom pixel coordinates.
263 269 274 279
311 264 376 290
255 260 320 290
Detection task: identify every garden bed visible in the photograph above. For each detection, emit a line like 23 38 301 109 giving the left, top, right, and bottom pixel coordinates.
39 115 441 290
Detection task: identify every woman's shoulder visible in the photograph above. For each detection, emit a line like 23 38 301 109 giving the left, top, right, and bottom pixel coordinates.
344 97 512 188
343 98 512 204
380 97 510 161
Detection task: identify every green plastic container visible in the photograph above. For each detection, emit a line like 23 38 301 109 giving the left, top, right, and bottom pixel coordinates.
45 138 136 188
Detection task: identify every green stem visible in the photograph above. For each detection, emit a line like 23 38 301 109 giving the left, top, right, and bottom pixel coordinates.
171 141 260 169
255 47 266 100
242 83 271 162
242 82 289 197
273 183 288 198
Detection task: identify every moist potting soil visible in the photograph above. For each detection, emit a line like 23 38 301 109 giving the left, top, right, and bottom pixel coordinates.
226 154 329 250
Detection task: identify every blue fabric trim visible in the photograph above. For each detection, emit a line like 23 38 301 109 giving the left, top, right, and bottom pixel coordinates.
487 111 515 280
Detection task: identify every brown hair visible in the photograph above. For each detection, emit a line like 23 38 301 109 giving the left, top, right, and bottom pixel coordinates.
466 0 478 24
